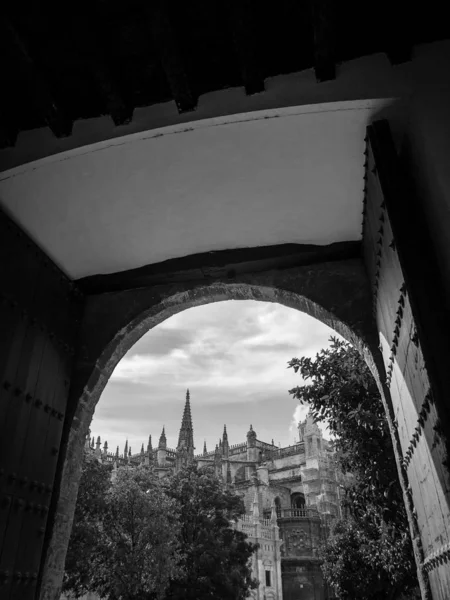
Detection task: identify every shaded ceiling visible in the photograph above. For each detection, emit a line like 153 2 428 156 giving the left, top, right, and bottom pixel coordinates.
0 101 388 278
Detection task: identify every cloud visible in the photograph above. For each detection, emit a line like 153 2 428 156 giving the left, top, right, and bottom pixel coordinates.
289 402 330 440
92 300 338 453
289 404 309 436
130 328 193 357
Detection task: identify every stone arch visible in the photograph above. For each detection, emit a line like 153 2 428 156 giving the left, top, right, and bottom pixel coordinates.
40 271 393 598
65 270 380 464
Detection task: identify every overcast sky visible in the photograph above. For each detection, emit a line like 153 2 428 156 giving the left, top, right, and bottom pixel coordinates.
90 300 337 457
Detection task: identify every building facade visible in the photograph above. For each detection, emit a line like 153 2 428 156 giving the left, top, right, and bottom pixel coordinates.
86 390 342 600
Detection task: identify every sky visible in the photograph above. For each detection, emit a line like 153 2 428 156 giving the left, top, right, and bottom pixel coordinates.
90 300 337 457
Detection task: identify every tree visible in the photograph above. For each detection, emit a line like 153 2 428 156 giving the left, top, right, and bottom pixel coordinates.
64 463 183 600
163 465 258 600
321 513 418 600
288 337 419 599
63 451 111 597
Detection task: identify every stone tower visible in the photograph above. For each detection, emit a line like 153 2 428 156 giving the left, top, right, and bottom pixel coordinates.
95 435 101 457
146 434 153 466
246 424 258 480
176 389 195 470
299 412 323 458
246 424 258 461
157 427 167 466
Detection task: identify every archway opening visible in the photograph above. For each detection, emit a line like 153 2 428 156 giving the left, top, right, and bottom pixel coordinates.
90 300 338 461
43 279 387 600
66 299 350 600
291 492 306 511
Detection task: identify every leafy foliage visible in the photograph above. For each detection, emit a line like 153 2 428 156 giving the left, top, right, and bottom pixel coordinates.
64 463 182 600
90 468 183 600
289 337 418 599
321 519 417 600
64 460 257 600
63 452 111 596
163 465 258 600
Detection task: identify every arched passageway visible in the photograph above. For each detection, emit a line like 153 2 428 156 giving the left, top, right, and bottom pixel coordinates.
36 268 402 598
0 29 450 597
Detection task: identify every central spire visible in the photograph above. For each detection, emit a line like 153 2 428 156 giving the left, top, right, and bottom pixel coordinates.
177 388 195 456
222 424 229 457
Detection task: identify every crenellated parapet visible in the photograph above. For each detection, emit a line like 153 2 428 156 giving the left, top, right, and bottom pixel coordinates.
229 443 247 457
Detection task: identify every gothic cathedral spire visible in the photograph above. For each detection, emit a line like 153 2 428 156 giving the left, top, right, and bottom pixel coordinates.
222 424 229 458
177 389 195 453
176 389 195 470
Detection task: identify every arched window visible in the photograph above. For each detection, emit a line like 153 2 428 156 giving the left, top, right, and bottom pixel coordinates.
274 496 281 516
291 493 305 510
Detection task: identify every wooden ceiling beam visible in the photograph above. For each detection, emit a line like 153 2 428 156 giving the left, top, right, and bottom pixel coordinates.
386 44 412 66
228 0 265 96
0 122 18 149
0 31 18 148
385 3 413 66
1 18 73 138
63 11 134 127
0 83 19 148
312 0 336 82
91 65 134 127
147 3 197 114
76 241 361 295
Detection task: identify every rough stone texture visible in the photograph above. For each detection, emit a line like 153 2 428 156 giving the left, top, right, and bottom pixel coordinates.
40 257 378 599
273 456 305 470
239 483 292 517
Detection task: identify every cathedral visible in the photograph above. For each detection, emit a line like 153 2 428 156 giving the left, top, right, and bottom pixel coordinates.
86 390 343 600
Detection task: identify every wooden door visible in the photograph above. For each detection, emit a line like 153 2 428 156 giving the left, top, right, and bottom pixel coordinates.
363 120 450 599
0 209 80 600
